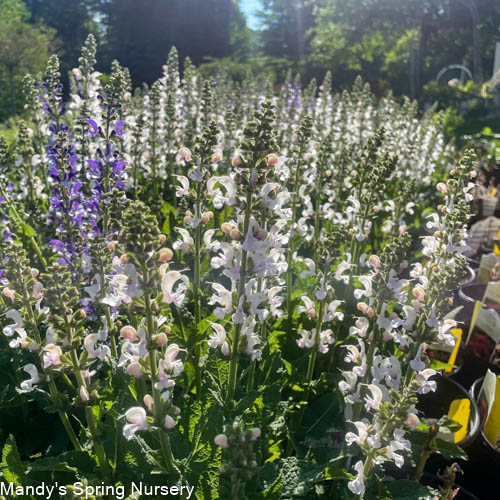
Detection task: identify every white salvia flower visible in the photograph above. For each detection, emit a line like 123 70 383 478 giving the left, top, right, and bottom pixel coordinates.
173 227 194 253
297 329 315 349
207 323 230 356
300 258 316 278
409 344 426 372
354 276 373 300
267 286 283 317
416 368 437 394
297 296 316 317
348 460 365 496
323 300 344 322
437 319 457 346
385 429 411 468
2 310 28 348
319 329 334 353
174 175 190 197
161 344 184 376
84 333 111 360
123 407 149 440
364 384 383 411
209 283 233 319
207 176 237 208
20 364 39 391
161 271 189 306
350 317 369 338
335 257 352 284
42 344 63 368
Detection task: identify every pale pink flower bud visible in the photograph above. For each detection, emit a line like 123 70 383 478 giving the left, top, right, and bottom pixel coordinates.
211 153 221 163
184 215 193 225
214 434 229 449
2 288 15 302
399 225 408 234
368 255 381 268
250 428 261 441
221 342 230 356
158 248 173 262
154 332 168 347
221 223 233 234
159 234 167 244
230 228 241 240
413 287 425 302
232 156 242 167
266 153 279 166
30 268 39 279
126 362 143 378
143 394 154 412
107 241 116 251
164 415 176 429
120 254 128 264
405 413 420 427
357 302 369 314
367 307 375 318
80 386 89 402
436 182 447 193
120 326 137 342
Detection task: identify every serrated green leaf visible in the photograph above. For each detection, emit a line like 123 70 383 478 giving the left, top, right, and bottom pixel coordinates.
385 479 438 499
1 435 27 486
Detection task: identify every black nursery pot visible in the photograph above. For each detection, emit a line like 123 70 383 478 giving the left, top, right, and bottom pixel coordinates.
469 377 500 467
416 375 480 449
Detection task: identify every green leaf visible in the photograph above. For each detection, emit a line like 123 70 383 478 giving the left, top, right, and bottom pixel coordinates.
385 479 438 499
279 457 323 497
20 223 36 237
1 435 27 486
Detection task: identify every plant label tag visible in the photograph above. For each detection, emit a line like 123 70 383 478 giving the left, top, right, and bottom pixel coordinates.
446 329 462 374
448 398 470 443
484 282 500 303
479 254 500 283
475 308 500 344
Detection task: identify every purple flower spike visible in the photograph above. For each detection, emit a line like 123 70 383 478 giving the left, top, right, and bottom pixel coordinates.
88 119 99 136
116 121 126 137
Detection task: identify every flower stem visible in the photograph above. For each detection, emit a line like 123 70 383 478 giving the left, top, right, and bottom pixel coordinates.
226 187 253 405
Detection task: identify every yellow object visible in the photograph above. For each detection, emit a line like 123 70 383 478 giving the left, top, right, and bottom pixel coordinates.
492 188 498 196
446 329 462 374
467 301 483 344
448 399 470 443
484 375 500 447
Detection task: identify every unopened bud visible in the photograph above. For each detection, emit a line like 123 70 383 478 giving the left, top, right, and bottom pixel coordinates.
80 386 89 402
120 325 137 341
230 228 241 240
107 241 116 252
120 254 128 264
266 153 279 166
214 434 229 449
250 428 261 441
143 394 154 412
232 156 242 167
158 248 173 262
368 255 381 268
221 223 233 234
164 415 176 429
154 332 168 347
159 234 167 244
2 288 15 302
126 362 143 378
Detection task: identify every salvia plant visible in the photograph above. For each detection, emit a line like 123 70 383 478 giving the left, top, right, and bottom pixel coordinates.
0 37 477 500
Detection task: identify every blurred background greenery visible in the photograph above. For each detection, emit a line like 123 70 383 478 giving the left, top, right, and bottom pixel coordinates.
0 0 499 161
